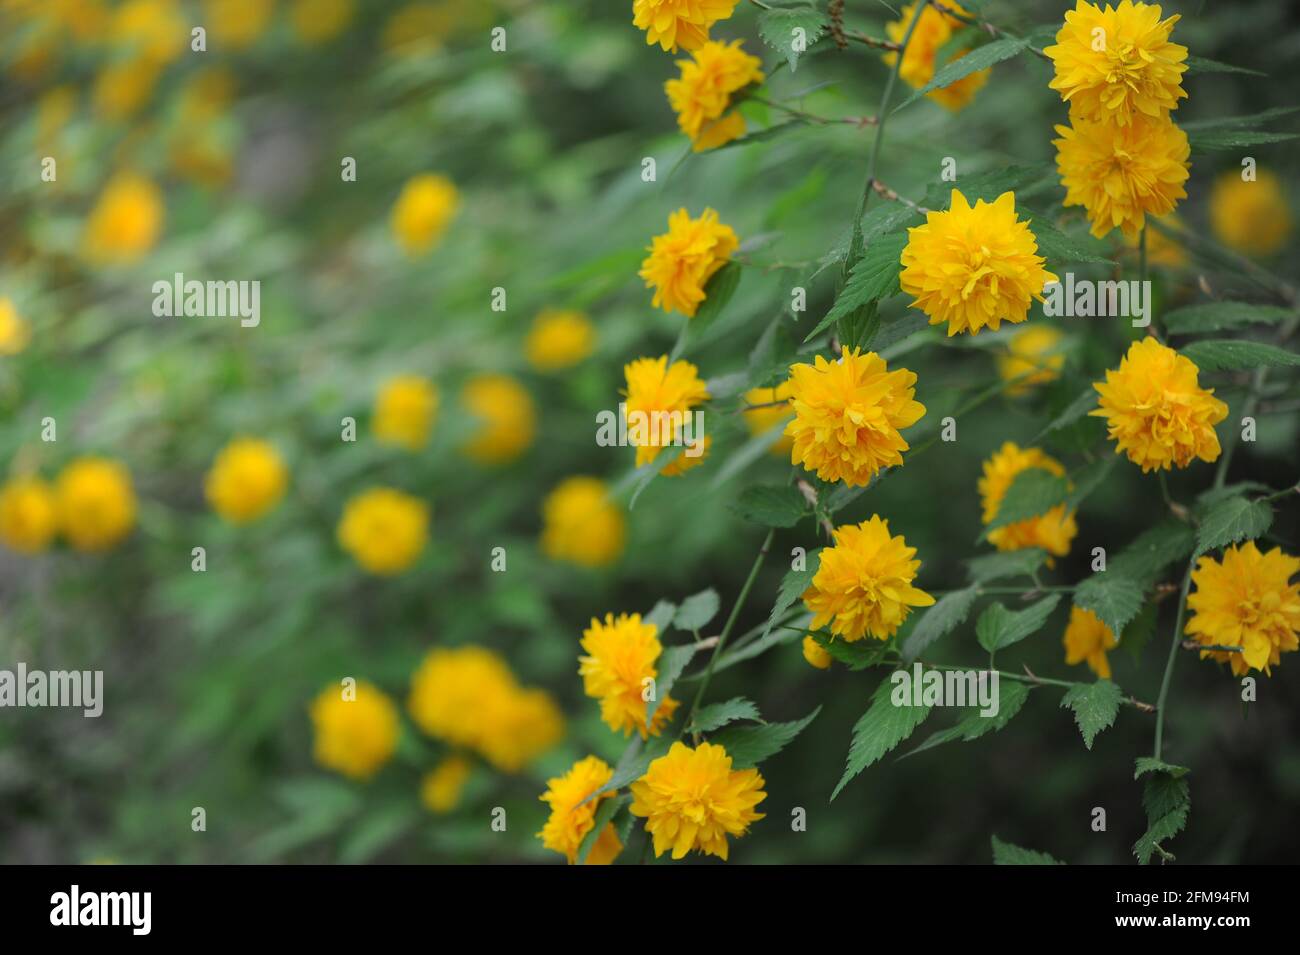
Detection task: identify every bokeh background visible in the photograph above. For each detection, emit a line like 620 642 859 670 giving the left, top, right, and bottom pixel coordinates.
1 0 1297 864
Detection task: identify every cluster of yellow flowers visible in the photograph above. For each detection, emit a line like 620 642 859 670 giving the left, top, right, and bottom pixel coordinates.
0 457 136 555
883 1 990 111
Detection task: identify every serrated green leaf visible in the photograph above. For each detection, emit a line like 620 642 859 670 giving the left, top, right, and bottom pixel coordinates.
1134 757 1190 779
984 469 1069 534
763 550 820 641
575 794 628 865
730 483 808 528
644 599 677 634
815 632 894 670
1182 339 1300 371
1111 521 1197 580
1031 217 1117 266
1073 574 1145 636
1059 680 1121 749
710 706 820 768
897 37 1030 110
646 643 698 727
1196 496 1273 555
1183 106 1300 131
687 697 761 734
1163 302 1293 335
920 164 1051 209
673 589 720 631
1034 387 1098 442
1184 55 1264 76
757 6 828 71
966 548 1047 584
976 595 1062 654
1189 129 1298 151
991 834 1065 865
803 232 908 343
1133 773 1190 864
906 679 1030 757
901 585 981 662
832 677 931 799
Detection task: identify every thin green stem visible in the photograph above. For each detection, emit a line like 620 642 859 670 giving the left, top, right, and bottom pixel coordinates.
1153 564 1193 760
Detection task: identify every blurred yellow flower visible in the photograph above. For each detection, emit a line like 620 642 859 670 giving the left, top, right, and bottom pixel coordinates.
309 681 399 781
785 348 926 487
538 755 623 865
639 207 738 318
742 382 794 456
1044 0 1187 125
803 515 935 642
374 375 439 451
1209 169 1293 258
0 476 59 554
665 39 764 151
383 2 454 56
1063 606 1118 679
978 442 1078 559
658 434 711 477
622 355 710 468
205 0 276 49
290 0 354 44
540 476 625 568
408 646 564 772
580 612 680 738
802 635 832 670
204 437 288 525
1054 113 1190 239
56 457 136 552
460 373 535 464
629 741 766 860
82 173 164 265
884 2 990 111
37 85 77 148
1091 338 1227 472
337 487 428 574
93 58 162 120
1186 541 1300 677
997 326 1066 395
0 298 32 355
525 308 595 372
111 0 187 63
178 68 237 122
420 755 472 813
901 191 1057 337
632 0 739 53
390 173 459 256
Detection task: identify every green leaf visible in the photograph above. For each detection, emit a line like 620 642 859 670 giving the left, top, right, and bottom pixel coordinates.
1189 129 1297 151
860 201 923 244
1181 340 1300 372
1184 54 1264 76
906 680 1030 757
873 312 934 354
901 585 980 662
757 6 828 72
711 119 809 151
644 599 677 634
1059 680 1121 750
1196 496 1273 555
1073 574 1145 636
1183 106 1300 131
673 589 721 631
710 706 820 768
646 644 698 727
966 548 1047 584
587 734 676 803
838 300 880 352
984 469 1069 534
762 550 820 641
803 232 908 343
1064 455 1117 511
1121 600 1158 660
730 483 808 528
687 697 761 734
1163 302 1294 335
1030 217 1117 266
338 803 416 864
991 835 1065 865
1111 521 1197 581
815 633 894 670
920 164 1051 209
575 794 628 865
897 37 1030 110
1133 773 1190 864
832 677 931 799
976 595 1062 654
671 263 743 361
1134 757 1190 780
1033 387 1098 442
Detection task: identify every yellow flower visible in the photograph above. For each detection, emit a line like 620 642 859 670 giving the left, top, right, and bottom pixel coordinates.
111 0 187 63
639 208 738 318
622 355 710 468
665 40 764 151
56 457 136 552
374 375 439 451
408 646 563 772
537 755 624 865
743 382 794 456
580 612 680 739
658 435 711 477
884 2 990 111
802 635 832 669
309 681 399 782
383 3 455 56
1186 541 1300 677
290 0 354 43
997 326 1066 395
204 437 288 525
1054 112 1190 239
92 57 161 120
0 476 58 554
82 173 165 265
802 515 935 642
540 476 626 568
901 191 1058 337
390 174 459 256
1044 0 1187 126
1063 606 1118 679
525 308 595 372
1123 213 1185 267
632 0 739 53
205 0 276 49
1091 338 1227 472
978 442 1078 559
784 348 926 487
460 373 536 464
629 741 766 860
0 298 32 355
1209 169 1293 258
336 487 428 574
420 755 472 814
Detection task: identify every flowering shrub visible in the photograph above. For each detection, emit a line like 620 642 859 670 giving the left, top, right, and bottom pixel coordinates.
1 0 1297 866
